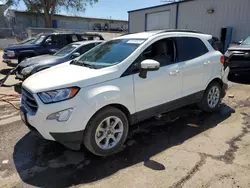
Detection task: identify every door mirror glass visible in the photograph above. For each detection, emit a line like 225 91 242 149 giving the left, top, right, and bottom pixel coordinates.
238 40 243 45
71 52 80 58
139 59 160 79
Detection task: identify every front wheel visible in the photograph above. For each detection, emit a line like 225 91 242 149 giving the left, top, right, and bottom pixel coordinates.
83 107 129 156
198 82 222 112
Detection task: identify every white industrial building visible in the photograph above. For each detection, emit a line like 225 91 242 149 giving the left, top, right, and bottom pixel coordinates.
5 9 128 32
128 0 250 46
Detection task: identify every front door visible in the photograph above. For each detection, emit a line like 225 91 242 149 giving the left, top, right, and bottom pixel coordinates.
133 38 182 120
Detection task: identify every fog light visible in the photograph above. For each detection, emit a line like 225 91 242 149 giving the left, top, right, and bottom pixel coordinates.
47 108 73 122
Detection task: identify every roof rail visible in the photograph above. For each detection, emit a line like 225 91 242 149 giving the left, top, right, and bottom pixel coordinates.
155 29 203 35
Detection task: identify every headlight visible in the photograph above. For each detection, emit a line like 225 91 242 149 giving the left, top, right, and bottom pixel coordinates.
21 65 37 75
37 87 80 104
6 50 15 57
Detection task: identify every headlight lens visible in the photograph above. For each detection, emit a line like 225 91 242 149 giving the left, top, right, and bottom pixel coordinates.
38 87 80 104
6 50 15 57
21 65 36 75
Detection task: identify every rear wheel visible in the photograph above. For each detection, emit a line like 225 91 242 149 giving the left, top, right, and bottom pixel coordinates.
83 107 129 156
198 82 222 112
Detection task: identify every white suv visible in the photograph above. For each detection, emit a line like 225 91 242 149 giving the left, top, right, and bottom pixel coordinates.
21 30 229 156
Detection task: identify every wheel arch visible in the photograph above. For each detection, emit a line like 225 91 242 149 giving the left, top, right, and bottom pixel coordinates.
88 103 132 125
207 77 223 89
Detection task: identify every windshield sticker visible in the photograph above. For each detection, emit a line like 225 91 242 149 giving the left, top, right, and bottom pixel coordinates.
127 40 144 44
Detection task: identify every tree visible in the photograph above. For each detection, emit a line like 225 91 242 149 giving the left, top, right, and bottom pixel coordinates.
5 0 98 28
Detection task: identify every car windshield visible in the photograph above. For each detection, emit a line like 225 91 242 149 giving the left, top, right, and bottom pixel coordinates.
54 44 80 57
243 37 250 45
32 35 46 44
75 39 145 67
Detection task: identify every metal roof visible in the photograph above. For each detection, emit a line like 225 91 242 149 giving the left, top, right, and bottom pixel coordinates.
128 0 194 13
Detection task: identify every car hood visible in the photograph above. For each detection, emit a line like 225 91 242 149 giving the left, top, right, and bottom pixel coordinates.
19 55 63 67
22 63 119 93
228 44 250 51
5 43 40 51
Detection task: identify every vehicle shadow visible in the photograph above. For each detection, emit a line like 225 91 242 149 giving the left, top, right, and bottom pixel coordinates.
13 104 235 187
0 68 13 75
228 73 250 85
14 83 22 94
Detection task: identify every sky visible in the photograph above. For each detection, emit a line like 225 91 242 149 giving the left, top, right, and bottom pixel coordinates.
5 0 167 20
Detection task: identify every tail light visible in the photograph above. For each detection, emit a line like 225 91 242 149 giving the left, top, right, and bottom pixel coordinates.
220 56 225 64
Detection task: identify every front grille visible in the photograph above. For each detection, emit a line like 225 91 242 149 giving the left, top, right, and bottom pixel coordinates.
21 89 38 115
229 55 250 62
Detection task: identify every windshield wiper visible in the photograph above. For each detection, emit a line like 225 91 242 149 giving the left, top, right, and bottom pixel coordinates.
70 60 97 69
70 59 82 66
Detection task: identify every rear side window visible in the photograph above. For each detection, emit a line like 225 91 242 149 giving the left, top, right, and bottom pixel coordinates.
176 37 209 61
208 37 223 52
77 43 95 54
71 35 79 42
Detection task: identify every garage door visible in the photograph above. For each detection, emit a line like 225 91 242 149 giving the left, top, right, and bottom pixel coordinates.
146 11 170 31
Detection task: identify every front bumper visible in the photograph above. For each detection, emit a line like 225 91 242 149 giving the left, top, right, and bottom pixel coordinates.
20 90 94 150
2 53 18 63
225 54 250 73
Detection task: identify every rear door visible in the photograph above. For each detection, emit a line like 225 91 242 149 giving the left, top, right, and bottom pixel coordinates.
175 37 212 98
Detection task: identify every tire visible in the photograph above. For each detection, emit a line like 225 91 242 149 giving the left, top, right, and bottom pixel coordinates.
83 107 129 156
198 81 222 112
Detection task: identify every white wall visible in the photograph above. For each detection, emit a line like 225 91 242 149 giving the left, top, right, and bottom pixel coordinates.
178 0 250 42
129 4 177 33
129 0 250 42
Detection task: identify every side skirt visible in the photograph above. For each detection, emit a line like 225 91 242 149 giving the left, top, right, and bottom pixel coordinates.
131 91 204 124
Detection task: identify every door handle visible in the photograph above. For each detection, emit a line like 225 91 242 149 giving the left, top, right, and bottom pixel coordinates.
169 70 180 76
203 61 211 65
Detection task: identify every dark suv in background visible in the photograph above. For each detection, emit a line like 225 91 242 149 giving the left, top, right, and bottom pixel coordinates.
3 33 104 64
224 36 250 74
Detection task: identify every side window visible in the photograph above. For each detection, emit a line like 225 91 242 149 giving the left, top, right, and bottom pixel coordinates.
122 38 176 77
77 44 95 54
57 35 67 46
141 38 176 67
208 37 223 53
44 36 52 45
176 37 208 61
44 35 62 46
71 35 79 42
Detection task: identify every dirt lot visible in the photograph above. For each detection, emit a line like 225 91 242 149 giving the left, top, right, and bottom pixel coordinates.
0 51 250 188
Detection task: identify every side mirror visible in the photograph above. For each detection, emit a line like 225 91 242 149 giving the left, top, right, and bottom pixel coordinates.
238 40 243 45
139 59 160 79
71 52 80 59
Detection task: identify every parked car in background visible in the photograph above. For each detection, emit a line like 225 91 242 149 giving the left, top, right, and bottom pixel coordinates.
3 33 104 64
224 36 250 74
15 41 103 80
14 38 36 45
21 30 229 156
